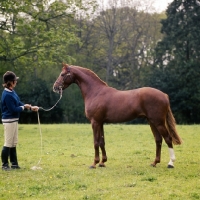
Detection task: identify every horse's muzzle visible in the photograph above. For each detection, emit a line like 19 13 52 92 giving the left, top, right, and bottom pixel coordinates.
53 85 62 94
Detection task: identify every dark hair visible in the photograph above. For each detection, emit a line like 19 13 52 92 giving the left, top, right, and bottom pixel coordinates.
2 81 13 88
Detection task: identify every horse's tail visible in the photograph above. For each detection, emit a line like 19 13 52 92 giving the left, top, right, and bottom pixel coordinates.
166 106 182 145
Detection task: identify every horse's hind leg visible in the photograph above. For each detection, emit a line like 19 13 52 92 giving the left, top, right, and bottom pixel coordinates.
150 123 163 167
156 124 175 168
167 148 175 168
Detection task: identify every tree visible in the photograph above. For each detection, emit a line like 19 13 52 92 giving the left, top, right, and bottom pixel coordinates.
0 0 96 123
73 2 164 89
0 0 99 74
145 0 200 123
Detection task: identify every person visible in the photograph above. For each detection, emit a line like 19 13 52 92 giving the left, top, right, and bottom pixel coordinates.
1 71 39 170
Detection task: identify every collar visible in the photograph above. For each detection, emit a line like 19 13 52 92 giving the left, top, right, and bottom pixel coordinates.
5 88 13 92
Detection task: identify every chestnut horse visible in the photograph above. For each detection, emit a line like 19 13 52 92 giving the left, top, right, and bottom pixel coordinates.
53 63 182 168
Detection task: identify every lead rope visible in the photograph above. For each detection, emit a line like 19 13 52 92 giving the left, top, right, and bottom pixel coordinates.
31 111 43 170
31 89 63 170
39 88 63 111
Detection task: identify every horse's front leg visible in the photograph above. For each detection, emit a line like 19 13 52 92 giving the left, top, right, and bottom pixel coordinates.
90 121 107 168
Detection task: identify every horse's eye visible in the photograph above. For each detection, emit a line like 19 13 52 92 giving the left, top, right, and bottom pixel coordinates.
61 73 65 77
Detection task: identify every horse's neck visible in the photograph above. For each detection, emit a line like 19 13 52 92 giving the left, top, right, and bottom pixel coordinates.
73 67 106 98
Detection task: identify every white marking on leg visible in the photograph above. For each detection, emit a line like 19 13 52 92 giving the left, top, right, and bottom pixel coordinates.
168 148 175 166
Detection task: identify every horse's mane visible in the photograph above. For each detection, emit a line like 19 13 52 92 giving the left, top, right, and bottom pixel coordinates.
73 65 108 86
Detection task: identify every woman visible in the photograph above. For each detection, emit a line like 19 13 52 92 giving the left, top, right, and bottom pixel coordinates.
1 71 39 170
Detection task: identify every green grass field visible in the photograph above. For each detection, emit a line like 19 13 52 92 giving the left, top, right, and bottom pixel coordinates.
0 124 200 200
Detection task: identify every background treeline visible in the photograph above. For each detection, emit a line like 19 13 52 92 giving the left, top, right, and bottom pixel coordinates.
0 0 200 124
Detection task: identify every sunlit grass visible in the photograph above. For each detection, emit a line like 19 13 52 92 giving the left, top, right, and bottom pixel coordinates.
0 124 200 199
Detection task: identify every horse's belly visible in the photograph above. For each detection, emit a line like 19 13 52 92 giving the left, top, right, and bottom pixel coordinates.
85 93 143 123
104 107 141 123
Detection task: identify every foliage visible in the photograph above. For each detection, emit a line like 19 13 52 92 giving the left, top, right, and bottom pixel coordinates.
0 124 200 199
59 85 88 123
74 6 164 89
143 0 200 123
0 0 81 71
18 78 64 123
0 0 95 123
1 0 200 124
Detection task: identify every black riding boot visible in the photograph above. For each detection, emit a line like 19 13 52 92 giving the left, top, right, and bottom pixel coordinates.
1 146 10 170
10 147 20 169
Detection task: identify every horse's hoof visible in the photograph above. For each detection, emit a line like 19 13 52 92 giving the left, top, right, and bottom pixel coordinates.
150 163 156 167
99 163 106 167
89 165 96 169
167 165 174 168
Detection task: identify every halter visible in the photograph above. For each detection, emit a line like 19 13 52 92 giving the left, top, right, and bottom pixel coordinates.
64 66 71 77
54 66 72 89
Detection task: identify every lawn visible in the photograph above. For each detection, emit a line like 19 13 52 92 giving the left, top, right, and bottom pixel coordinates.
0 124 199 200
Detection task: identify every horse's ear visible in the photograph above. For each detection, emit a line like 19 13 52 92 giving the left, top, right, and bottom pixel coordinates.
62 63 69 68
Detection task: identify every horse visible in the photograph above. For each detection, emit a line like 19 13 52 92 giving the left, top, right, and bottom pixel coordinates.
53 63 182 168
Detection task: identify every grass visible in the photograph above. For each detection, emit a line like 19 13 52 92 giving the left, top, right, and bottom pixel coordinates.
0 124 200 200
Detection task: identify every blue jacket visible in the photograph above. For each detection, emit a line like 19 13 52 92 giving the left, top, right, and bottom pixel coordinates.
1 88 24 123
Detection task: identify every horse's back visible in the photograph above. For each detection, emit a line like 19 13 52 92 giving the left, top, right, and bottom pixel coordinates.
106 87 169 122
85 86 169 123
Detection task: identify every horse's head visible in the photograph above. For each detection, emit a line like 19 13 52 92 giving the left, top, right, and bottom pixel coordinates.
53 63 74 94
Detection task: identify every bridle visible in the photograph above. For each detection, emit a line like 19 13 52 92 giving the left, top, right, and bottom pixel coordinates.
55 66 73 90
64 67 73 81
